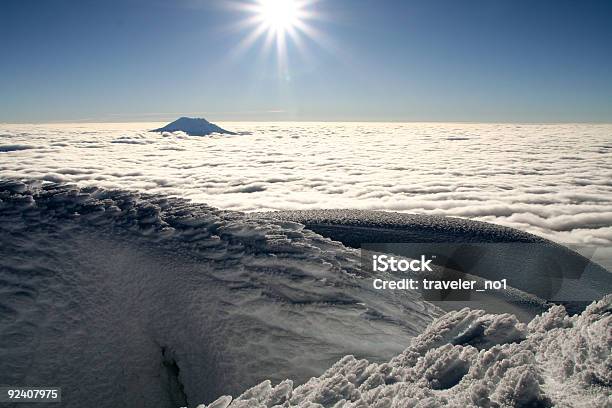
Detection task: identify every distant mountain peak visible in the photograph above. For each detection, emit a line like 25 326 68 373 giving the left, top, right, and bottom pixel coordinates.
151 117 236 136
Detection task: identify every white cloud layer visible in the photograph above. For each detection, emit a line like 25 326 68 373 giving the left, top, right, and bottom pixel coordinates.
1 122 611 245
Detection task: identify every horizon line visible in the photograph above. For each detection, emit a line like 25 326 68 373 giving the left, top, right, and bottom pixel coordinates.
2 118 612 126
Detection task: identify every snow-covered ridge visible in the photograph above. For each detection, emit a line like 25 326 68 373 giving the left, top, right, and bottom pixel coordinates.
0 180 439 407
151 117 237 136
200 295 611 408
254 209 612 316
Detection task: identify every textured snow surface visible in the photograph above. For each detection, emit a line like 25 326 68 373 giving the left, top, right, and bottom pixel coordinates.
0 181 609 407
200 296 612 408
1 122 611 246
151 117 237 136
0 180 440 407
251 209 612 318
255 209 548 244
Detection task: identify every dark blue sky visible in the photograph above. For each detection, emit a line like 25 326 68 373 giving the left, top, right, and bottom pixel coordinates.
1 0 611 122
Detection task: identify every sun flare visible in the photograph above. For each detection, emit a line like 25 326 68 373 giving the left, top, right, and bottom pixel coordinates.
234 0 323 69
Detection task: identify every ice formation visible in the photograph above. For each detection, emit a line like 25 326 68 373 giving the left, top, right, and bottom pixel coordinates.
151 117 237 136
199 296 611 408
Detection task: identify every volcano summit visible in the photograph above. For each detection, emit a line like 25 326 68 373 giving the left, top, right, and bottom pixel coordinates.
151 117 236 136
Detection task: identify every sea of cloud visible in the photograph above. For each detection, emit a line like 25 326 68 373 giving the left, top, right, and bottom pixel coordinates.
1 121 611 245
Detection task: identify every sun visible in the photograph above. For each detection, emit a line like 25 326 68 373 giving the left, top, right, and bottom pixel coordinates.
233 0 323 70
258 0 300 32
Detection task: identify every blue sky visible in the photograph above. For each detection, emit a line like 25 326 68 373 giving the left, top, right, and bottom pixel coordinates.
1 0 611 122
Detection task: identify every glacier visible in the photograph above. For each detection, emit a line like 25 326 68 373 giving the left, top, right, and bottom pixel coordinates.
0 180 609 407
